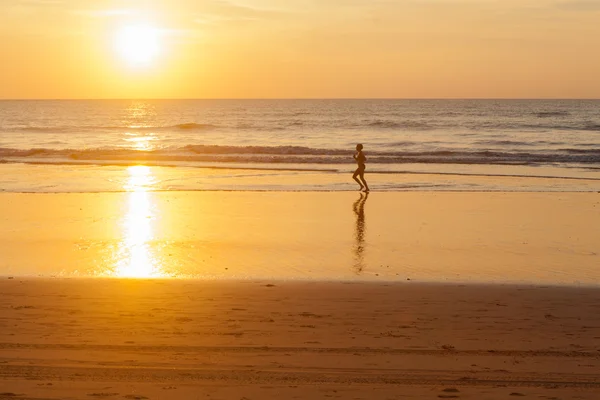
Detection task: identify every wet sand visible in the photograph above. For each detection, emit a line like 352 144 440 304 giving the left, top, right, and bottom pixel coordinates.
0 191 599 283
1 279 600 399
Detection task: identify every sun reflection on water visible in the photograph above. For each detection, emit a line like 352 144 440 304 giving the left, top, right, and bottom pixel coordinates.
124 133 157 151
115 165 163 278
121 101 159 151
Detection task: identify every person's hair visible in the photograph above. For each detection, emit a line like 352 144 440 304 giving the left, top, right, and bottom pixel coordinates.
356 143 363 151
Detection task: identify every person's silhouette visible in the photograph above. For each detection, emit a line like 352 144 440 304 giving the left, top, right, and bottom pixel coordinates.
352 144 370 192
352 191 369 273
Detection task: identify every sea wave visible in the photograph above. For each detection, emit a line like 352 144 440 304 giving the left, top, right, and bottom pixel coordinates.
473 121 600 132
184 145 349 155
364 120 432 130
474 140 537 147
12 122 218 133
535 111 571 118
173 123 217 130
584 123 600 131
1 145 599 166
7 119 600 133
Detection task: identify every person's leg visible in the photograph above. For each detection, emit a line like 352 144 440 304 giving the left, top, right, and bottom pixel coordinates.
359 170 369 192
353 169 364 190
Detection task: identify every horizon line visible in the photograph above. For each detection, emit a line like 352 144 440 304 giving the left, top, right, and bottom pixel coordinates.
1 97 600 101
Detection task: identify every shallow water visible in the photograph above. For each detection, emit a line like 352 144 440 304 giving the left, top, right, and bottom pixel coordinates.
1 163 598 193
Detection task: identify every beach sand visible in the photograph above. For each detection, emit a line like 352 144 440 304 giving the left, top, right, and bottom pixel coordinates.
0 191 598 283
0 191 599 398
1 280 599 399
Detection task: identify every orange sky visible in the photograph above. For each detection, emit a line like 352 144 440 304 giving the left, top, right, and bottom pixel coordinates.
1 0 600 99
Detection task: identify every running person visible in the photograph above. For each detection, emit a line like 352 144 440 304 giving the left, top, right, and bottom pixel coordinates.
352 144 369 192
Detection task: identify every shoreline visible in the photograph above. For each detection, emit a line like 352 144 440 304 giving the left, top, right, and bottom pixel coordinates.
1 162 599 193
2 276 600 289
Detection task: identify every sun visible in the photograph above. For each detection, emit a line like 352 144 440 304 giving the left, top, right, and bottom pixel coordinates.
115 25 160 66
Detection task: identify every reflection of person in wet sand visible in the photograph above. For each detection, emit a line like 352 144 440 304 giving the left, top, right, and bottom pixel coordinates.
353 192 369 273
352 144 370 192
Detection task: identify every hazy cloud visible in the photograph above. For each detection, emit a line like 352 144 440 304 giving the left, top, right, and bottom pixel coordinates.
555 0 600 11
71 9 135 18
193 0 287 24
18 0 65 5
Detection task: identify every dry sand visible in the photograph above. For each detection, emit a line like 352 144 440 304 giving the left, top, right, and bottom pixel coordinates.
1 279 599 399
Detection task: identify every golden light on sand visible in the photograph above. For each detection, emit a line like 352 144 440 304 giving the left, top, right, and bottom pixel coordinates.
116 166 162 278
115 25 160 66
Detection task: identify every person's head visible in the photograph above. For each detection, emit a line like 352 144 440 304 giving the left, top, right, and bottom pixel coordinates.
356 143 363 151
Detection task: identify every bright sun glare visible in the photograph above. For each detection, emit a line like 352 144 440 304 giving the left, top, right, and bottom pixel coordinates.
115 25 160 66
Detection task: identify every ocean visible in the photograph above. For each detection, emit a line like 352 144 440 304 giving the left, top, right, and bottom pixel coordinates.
1 99 599 192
